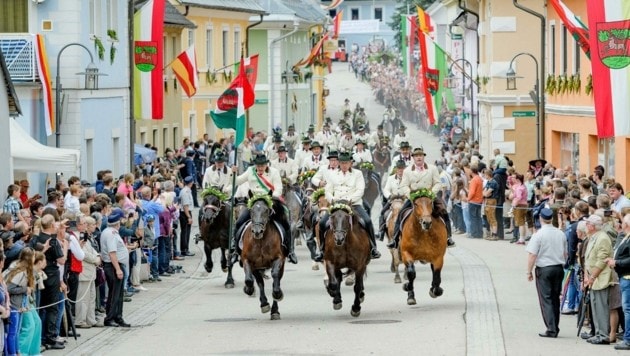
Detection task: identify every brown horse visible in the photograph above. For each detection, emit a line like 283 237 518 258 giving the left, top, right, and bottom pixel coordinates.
400 196 447 305
312 194 330 272
373 145 392 179
386 197 405 284
323 204 370 317
241 197 285 320
199 193 235 288
359 168 381 211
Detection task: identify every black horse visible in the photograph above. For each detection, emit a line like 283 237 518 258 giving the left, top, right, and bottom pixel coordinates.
199 192 235 288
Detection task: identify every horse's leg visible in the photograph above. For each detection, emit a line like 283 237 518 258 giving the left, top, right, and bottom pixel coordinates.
333 268 343 310
391 248 401 283
271 258 284 302
242 261 255 296
252 269 270 314
325 261 337 298
429 257 444 298
224 248 235 289
345 271 355 286
403 263 416 305
203 242 213 273
351 269 365 317
220 247 228 272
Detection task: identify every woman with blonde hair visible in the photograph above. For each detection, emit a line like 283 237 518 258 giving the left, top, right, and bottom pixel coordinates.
4 247 35 355
0 251 10 351
18 251 45 355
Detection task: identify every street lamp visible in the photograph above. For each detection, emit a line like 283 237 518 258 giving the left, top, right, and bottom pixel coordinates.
447 58 474 140
55 43 103 149
506 52 542 159
282 60 300 130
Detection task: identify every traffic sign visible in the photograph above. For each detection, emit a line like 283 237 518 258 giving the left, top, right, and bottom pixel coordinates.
512 110 536 117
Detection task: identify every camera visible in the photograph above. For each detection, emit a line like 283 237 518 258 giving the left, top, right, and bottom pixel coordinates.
604 210 613 217
67 220 77 228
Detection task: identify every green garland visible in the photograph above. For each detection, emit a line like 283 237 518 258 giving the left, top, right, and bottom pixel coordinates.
311 188 326 203
359 162 375 171
298 169 317 184
200 187 228 201
247 193 273 209
409 188 435 201
330 203 353 215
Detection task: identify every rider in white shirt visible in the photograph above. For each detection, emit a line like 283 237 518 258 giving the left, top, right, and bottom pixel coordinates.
294 137 312 171
370 124 386 150
201 151 233 195
338 127 355 153
352 139 372 164
314 152 381 261
270 146 298 185
316 122 338 152
282 124 299 155
306 150 339 260
265 135 283 161
392 125 409 151
377 160 409 240
391 141 413 171
301 141 329 172
354 125 371 146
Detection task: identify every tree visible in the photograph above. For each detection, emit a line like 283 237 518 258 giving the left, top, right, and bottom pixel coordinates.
387 0 437 51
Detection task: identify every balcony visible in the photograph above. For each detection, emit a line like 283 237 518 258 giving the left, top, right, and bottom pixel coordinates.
0 34 38 82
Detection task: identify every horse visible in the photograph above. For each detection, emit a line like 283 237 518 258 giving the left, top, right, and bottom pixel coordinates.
400 195 448 305
282 180 304 248
386 197 405 284
199 192 235 288
323 203 370 317
241 196 286 320
311 193 330 272
372 145 392 179
359 167 381 211
381 114 393 137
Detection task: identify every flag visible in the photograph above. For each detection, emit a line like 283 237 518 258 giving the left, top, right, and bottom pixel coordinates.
409 15 417 76
133 0 165 120
295 35 327 67
401 15 414 75
171 45 198 97
210 58 255 145
418 31 449 125
417 6 436 38
34 34 54 136
550 0 591 59
322 0 343 10
333 10 343 39
233 54 259 88
586 0 630 138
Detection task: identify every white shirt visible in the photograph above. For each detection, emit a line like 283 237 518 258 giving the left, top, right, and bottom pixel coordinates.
383 174 409 199
338 136 355 152
270 157 299 184
400 163 442 195
235 166 283 199
301 154 329 172
65 195 81 215
294 148 311 170
282 132 299 147
311 165 338 187
265 144 282 161
352 149 372 164
316 130 338 151
325 168 364 205
393 134 408 150
202 165 233 195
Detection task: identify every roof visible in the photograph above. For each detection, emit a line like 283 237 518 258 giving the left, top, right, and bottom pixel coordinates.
165 2 196 28
262 0 326 23
180 0 267 15
0 49 21 117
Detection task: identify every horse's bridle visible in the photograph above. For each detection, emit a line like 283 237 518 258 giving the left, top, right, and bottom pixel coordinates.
202 203 222 222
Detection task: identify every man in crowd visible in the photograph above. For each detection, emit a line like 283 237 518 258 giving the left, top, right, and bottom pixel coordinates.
526 208 567 338
179 176 195 257
101 208 131 328
607 214 630 350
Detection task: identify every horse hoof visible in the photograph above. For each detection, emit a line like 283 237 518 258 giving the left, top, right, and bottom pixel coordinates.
261 304 271 314
271 313 281 320
243 286 254 296
273 291 284 301
407 298 417 305
394 276 402 284
402 282 410 292
390 265 396 273
312 263 319 271
351 309 361 317
225 282 235 289
360 296 365 303
429 287 443 298
345 278 355 286
333 302 343 310
222 268 228 273
205 266 213 273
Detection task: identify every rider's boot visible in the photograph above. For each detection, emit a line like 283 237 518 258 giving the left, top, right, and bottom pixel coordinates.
443 212 456 248
305 232 318 260
313 217 328 262
367 224 381 259
281 220 298 264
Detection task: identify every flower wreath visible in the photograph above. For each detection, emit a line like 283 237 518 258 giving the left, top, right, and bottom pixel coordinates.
298 169 318 184
200 187 229 201
311 188 326 203
330 203 353 215
409 188 436 201
247 193 273 209
359 162 375 171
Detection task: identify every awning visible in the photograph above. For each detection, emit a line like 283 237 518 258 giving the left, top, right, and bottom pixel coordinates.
10 119 80 172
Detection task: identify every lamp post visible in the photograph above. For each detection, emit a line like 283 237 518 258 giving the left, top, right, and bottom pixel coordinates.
506 52 542 159
446 58 474 140
282 60 299 130
55 43 102 149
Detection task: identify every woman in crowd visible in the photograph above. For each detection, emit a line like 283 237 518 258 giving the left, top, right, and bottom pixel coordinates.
4 247 35 356
509 173 528 245
19 251 45 356
0 251 9 351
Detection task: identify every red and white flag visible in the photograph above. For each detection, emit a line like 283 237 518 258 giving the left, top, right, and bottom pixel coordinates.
550 0 590 59
586 0 630 138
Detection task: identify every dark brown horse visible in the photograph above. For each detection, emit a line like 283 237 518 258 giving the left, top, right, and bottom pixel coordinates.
372 145 392 179
241 196 285 320
323 204 370 317
386 197 405 284
400 196 447 305
283 181 304 247
199 193 235 288
359 168 381 211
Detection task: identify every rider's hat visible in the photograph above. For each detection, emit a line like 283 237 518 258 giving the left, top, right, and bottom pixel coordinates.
213 152 227 163
399 141 411 149
412 147 427 156
252 154 269 165
395 160 407 169
355 138 366 145
377 123 383 129
307 125 315 133
399 124 407 131
357 124 366 131
301 137 312 144
272 135 283 143
310 141 323 150
288 124 295 130
338 152 353 162
277 146 288 153
327 150 339 159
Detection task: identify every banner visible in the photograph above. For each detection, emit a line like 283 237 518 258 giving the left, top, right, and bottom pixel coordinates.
34 34 54 136
550 0 591 59
419 31 449 125
234 54 259 88
333 10 343 39
171 45 198 97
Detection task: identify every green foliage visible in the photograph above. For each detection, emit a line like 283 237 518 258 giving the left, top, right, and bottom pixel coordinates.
94 37 105 61
201 187 228 201
311 188 326 203
247 194 273 209
330 203 353 215
585 74 593 95
409 188 435 201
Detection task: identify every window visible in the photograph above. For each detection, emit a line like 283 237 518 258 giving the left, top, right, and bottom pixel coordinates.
171 36 177 63
189 114 197 141
560 133 579 172
329 9 337 18
162 128 168 150
152 129 158 147
89 0 102 36
205 113 215 138
222 29 229 66
234 29 241 62
374 8 383 22
140 131 147 145
550 24 556 74
106 0 118 33
173 127 179 149
86 139 94 181
598 138 615 178
351 8 359 20
0 0 28 32
206 28 213 68
188 29 195 48
562 25 568 74
574 38 581 74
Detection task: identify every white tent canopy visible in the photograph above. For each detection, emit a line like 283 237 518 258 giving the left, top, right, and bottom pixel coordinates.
10 119 80 172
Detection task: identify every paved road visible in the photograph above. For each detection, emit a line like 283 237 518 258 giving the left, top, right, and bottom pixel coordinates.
57 63 622 356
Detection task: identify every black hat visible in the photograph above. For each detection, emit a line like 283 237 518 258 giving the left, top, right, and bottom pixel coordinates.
277 146 288 153
529 158 547 167
412 147 427 156
399 125 407 130
395 160 407 169
288 124 295 130
343 127 352 133
253 154 269 165
344 98 350 103
355 138 366 145
272 135 283 143
310 141 322 150
80 180 92 187
338 152 353 162
377 124 383 129
327 150 339 159
357 125 366 131
399 141 411 149
214 152 227 163
308 125 315 133
301 137 312 144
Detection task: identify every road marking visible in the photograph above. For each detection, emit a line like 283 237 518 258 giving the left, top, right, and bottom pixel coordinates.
449 247 506 356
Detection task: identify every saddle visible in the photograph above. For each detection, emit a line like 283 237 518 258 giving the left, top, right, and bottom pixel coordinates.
237 220 286 250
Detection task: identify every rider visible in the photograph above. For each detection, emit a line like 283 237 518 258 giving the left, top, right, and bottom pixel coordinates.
352 139 372 165
386 147 456 249
294 137 312 172
270 146 298 185
316 122 338 153
282 124 298 154
338 127 355 152
201 151 233 194
392 125 408 151
377 159 408 241
230 154 298 265
392 141 413 169
301 141 328 172
314 152 381 262
370 124 385 150
354 125 370 145
307 150 339 260
265 134 283 161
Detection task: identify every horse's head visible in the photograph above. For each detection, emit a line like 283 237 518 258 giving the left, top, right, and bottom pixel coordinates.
413 196 434 231
361 169 370 185
329 203 353 246
250 199 271 239
201 193 222 225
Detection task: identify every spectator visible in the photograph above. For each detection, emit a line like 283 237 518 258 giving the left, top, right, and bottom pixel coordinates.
75 216 101 329
101 208 131 328
467 166 483 239
607 214 630 350
4 184 24 225
510 174 528 245
0 251 8 351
